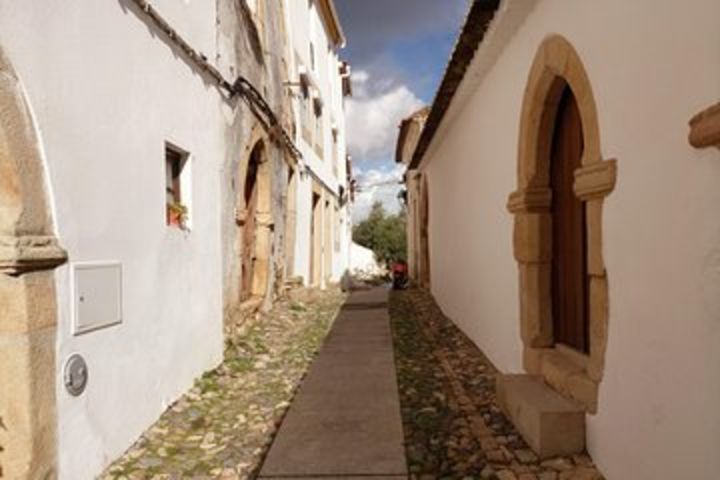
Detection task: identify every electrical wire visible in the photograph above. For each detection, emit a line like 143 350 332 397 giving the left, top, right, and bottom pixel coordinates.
129 0 302 160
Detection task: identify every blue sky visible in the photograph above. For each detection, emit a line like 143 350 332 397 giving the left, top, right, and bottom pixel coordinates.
334 0 467 220
387 29 466 102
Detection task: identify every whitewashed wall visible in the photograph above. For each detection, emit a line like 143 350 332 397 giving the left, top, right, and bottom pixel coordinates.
420 0 720 479
285 0 350 285
293 175 314 284
350 242 384 278
0 2 225 478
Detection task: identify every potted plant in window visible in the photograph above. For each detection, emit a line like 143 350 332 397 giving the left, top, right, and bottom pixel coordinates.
167 202 188 229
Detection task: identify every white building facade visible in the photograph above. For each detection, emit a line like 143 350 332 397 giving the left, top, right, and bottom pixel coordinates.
402 1 720 479
284 0 353 288
0 1 351 478
0 2 226 478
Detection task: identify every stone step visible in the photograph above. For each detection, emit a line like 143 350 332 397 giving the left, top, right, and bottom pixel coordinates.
284 276 304 288
496 374 585 459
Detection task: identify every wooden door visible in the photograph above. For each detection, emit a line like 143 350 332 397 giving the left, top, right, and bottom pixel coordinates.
310 192 321 285
420 181 431 287
550 86 589 353
242 155 259 300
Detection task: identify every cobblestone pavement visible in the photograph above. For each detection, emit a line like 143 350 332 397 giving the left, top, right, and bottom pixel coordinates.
101 288 346 480
390 288 605 480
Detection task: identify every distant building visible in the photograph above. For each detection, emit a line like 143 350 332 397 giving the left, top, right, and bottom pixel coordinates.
398 1 720 478
0 0 351 478
285 0 353 289
396 107 431 286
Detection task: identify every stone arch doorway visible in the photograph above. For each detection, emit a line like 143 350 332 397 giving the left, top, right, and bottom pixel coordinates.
507 35 617 413
0 47 67 477
238 135 272 303
419 176 431 288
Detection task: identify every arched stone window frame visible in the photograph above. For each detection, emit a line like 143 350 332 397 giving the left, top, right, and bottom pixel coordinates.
506 35 616 413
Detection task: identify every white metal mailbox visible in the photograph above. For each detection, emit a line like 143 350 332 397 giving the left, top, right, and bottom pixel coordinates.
72 261 123 335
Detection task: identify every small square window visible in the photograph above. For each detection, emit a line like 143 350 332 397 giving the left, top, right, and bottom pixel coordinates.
165 144 190 229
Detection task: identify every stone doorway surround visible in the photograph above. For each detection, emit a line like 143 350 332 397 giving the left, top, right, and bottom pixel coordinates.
323 196 333 286
236 126 273 304
309 183 323 287
409 173 421 283
0 48 67 478
506 35 617 413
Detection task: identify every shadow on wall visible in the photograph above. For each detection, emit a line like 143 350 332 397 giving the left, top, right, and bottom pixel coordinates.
116 0 235 98
236 0 265 63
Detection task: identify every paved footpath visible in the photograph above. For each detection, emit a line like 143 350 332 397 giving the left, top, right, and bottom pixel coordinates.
259 287 408 479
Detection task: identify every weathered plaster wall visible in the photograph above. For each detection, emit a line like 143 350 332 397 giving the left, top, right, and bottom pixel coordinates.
217 0 263 315
421 0 720 478
217 0 293 313
0 2 227 478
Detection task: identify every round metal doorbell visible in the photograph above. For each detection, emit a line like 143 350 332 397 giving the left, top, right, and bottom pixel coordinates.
64 354 88 396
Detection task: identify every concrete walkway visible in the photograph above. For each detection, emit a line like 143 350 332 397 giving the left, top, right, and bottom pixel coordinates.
259 287 408 479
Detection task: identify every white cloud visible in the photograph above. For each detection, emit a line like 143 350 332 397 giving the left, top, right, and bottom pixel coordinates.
346 70 423 160
352 165 406 223
351 70 369 84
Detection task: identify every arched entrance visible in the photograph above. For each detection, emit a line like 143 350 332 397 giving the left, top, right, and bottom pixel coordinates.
238 134 272 303
419 176 431 288
241 143 261 301
0 48 67 477
507 35 617 412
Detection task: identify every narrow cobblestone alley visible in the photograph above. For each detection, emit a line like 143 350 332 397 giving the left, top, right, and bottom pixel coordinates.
103 285 606 480
3 2 718 479
102 289 346 479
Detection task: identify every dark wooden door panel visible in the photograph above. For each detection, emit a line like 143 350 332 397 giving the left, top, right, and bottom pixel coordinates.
551 86 589 354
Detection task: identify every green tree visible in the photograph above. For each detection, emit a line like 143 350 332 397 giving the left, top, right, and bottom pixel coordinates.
353 201 407 266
